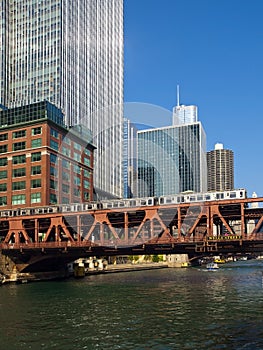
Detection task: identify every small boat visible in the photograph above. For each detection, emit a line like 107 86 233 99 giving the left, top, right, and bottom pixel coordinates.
181 262 190 268
206 262 219 271
74 262 85 278
239 256 248 261
214 258 226 264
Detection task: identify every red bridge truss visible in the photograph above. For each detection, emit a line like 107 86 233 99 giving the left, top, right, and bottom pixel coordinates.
1 196 263 273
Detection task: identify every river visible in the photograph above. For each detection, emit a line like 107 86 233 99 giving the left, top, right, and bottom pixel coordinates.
0 259 263 350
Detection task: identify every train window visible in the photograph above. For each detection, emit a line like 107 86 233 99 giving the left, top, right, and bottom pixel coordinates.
216 193 224 199
197 195 203 201
141 200 146 206
148 199 153 205
119 202 125 207
205 195 211 200
113 202 119 208
190 196 196 202
166 198 172 204
107 203 112 208
1 210 11 217
181 197 184 203
230 192 236 198
159 197 164 204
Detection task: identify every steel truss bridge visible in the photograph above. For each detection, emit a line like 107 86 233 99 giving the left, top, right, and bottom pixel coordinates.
1 196 263 274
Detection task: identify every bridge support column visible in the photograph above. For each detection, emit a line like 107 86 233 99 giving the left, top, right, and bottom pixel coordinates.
166 254 189 268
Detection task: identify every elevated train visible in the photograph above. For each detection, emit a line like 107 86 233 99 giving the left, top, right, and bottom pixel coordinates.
0 188 247 218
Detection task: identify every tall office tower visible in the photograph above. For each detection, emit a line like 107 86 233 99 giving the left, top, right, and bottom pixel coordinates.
173 104 198 125
123 118 138 198
207 143 234 192
0 0 124 198
137 122 207 197
172 87 198 125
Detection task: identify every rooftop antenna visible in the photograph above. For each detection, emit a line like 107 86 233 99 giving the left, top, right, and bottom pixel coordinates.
177 84 180 107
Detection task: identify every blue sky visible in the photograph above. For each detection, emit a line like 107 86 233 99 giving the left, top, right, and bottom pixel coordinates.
124 0 263 197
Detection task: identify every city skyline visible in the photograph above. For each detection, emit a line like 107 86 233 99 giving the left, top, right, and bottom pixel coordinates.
124 0 263 197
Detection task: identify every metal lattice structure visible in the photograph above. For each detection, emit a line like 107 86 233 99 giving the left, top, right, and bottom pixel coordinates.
1 196 263 273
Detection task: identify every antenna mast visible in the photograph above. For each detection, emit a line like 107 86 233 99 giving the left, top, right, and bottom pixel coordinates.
177 84 180 107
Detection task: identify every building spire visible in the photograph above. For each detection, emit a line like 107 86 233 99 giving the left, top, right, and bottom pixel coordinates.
177 84 180 107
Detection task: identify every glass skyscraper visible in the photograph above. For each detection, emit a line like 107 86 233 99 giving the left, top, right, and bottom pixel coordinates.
173 104 198 125
0 0 124 198
137 122 207 197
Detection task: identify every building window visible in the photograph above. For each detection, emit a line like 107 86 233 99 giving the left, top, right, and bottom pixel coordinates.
84 157 90 166
0 196 7 205
62 146 70 157
62 172 70 181
84 169 91 178
50 179 57 189
0 134 8 141
50 166 57 176
74 188 80 196
62 159 70 169
0 145 7 153
84 192 90 201
74 164 81 174
31 152 41 162
0 170 7 179
12 154 26 164
12 194 26 205
50 153 57 164
62 184 69 193
31 138 42 148
84 180 90 189
32 127 42 136
12 181 26 190
74 176 80 186
13 142 26 151
0 158 7 166
13 168 26 177
50 128 59 139
13 130 26 139
62 197 69 204
31 192 41 204
73 152 81 162
74 142 82 151
50 193 57 204
31 165 41 175
0 183 7 191
31 179 41 188
50 139 59 150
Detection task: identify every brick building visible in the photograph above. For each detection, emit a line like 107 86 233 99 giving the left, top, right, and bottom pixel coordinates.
0 101 95 208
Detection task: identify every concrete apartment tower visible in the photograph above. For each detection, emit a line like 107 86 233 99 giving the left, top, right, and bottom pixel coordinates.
0 0 124 198
207 143 234 191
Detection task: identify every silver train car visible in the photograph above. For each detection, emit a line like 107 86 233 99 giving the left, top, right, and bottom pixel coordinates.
100 197 158 209
158 189 247 205
0 189 247 217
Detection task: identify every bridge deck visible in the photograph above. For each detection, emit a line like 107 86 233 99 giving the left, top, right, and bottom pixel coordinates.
0 196 263 272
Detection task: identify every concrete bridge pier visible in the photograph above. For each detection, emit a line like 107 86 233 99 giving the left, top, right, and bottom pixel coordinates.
166 254 189 268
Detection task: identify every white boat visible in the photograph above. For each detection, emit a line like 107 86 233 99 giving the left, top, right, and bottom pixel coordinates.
206 262 219 271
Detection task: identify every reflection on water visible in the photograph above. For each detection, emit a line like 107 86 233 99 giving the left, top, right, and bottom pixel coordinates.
0 260 263 350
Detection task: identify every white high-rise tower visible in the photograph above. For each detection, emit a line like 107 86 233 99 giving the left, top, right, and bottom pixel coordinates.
173 86 198 125
0 0 124 197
